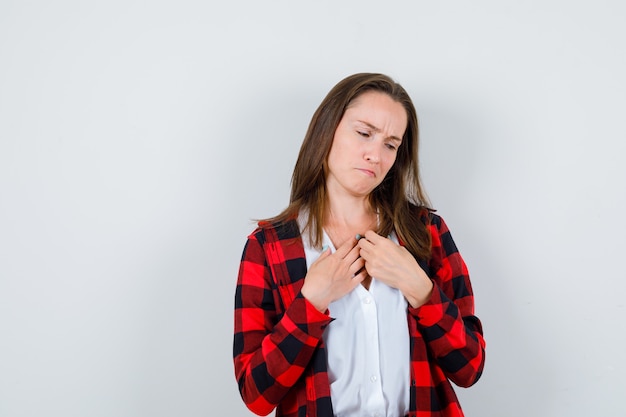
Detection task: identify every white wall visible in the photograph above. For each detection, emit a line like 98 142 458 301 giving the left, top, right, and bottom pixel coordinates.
1 1 625 416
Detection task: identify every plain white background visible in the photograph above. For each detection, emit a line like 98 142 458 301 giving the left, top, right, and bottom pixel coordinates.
1 1 625 416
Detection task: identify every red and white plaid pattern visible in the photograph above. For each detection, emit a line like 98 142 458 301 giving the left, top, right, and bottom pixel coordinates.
233 211 485 417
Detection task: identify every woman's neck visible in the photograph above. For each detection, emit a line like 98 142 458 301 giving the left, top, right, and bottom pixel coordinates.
324 194 377 246
326 191 373 221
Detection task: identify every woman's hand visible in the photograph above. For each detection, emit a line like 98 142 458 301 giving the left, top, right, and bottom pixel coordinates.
357 230 434 308
301 237 367 313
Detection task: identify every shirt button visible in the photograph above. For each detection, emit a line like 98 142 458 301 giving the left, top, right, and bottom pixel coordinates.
364 297 371 304
370 375 377 382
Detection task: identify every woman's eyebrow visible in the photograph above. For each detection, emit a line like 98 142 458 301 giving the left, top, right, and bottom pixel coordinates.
357 120 402 142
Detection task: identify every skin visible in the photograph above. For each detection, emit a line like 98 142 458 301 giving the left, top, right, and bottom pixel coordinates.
301 91 434 312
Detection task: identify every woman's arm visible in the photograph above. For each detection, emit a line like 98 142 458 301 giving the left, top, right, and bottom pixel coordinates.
408 214 486 387
233 230 332 416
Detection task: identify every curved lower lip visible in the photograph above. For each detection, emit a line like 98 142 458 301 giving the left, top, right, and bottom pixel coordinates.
357 168 376 177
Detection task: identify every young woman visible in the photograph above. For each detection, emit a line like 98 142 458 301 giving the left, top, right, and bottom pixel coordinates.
233 73 485 417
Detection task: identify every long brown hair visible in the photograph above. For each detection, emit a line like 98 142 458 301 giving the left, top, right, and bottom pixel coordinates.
265 73 433 260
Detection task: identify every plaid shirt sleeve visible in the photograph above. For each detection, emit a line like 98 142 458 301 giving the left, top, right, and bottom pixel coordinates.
409 214 486 388
233 226 333 416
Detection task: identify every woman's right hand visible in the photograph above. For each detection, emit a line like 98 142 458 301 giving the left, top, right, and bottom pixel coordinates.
300 237 367 312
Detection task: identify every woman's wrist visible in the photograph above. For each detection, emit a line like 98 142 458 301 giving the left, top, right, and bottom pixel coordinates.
403 277 434 309
301 284 329 313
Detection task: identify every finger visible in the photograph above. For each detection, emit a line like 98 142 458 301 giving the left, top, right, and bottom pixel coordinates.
351 268 367 285
349 257 365 276
358 238 380 262
309 246 332 268
363 230 386 244
336 238 361 265
319 244 332 256
345 243 364 263
357 236 374 252
335 236 358 259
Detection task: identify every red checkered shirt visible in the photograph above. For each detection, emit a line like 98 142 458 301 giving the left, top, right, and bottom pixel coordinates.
233 211 485 417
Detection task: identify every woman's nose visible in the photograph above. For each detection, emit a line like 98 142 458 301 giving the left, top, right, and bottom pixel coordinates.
364 142 381 163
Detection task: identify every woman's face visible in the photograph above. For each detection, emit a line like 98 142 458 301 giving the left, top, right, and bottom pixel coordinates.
326 91 407 199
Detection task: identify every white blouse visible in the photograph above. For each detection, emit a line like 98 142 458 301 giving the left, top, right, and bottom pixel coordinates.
300 219 410 417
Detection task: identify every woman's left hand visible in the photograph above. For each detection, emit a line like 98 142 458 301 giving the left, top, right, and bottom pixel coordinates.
357 230 434 308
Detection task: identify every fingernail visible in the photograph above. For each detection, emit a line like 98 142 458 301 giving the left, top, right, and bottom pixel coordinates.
355 234 362 240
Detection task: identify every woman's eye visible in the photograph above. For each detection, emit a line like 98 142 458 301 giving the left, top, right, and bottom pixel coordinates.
385 143 397 151
357 131 370 138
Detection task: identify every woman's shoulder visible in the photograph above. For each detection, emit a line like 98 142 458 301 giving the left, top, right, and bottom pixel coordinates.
250 216 301 243
406 203 451 239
